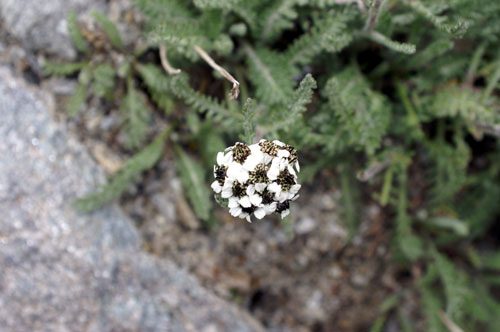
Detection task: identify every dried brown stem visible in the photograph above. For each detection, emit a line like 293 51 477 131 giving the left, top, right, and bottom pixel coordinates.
438 311 464 332
474 122 500 137
357 160 391 181
159 44 181 75
193 45 240 100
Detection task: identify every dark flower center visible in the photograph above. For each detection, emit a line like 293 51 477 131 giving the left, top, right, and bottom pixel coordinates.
232 181 247 198
276 200 290 213
282 145 298 164
277 168 295 191
250 163 269 183
259 140 277 157
215 165 227 186
261 189 274 204
242 206 257 214
232 143 251 164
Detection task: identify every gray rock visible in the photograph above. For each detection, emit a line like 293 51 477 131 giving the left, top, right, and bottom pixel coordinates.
0 66 263 332
0 0 106 59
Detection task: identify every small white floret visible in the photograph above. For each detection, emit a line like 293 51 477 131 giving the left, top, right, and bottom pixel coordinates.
211 181 222 193
239 196 252 208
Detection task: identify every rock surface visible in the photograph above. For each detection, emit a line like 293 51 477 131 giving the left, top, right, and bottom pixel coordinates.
0 0 106 59
0 66 263 332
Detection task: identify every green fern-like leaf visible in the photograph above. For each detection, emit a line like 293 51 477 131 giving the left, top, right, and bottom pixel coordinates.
91 64 115 98
260 0 299 42
133 0 192 29
240 98 257 144
67 10 89 53
193 0 241 9
66 82 87 116
76 129 169 212
365 31 416 54
137 64 240 125
324 66 391 154
43 61 88 76
264 73 317 133
91 10 123 49
405 0 469 37
175 146 212 220
122 78 150 149
245 46 294 105
433 250 472 326
286 9 354 66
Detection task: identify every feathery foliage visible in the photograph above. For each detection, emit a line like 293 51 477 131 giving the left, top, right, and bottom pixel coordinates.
76 129 169 212
52 1 500 329
67 10 89 53
91 10 123 49
175 146 213 220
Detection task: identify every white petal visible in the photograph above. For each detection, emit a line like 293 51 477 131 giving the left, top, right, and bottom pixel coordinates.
288 165 297 177
263 154 273 164
246 185 255 196
226 162 242 180
277 191 288 202
217 152 225 165
268 182 281 194
211 181 222 193
277 149 290 158
249 144 261 154
290 184 301 195
281 209 290 219
250 194 262 206
254 183 266 192
243 152 262 171
267 159 281 180
295 161 300 172
246 215 252 223
221 187 233 198
236 169 249 183
273 140 285 147
265 202 277 213
228 197 239 208
291 194 300 201
254 208 266 219
239 196 251 208
229 207 242 217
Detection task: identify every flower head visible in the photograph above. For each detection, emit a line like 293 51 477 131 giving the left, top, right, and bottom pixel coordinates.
211 140 301 222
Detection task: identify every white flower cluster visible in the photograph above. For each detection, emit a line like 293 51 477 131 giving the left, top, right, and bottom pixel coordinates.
211 139 301 222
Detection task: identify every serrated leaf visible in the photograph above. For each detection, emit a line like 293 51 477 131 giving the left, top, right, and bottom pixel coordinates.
265 74 316 133
433 250 472 326
76 130 169 212
240 98 256 144
122 78 150 149
406 0 469 37
324 67 390 154
43 61 88 76
67 10 89 53
66 82 87 116
245 46 294 104
366 31 416 54
91 10 123 49
175 146 212 220
91 64 115 98
193 0 241 9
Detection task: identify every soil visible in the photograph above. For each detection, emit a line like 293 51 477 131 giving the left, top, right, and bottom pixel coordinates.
118 156 412 332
